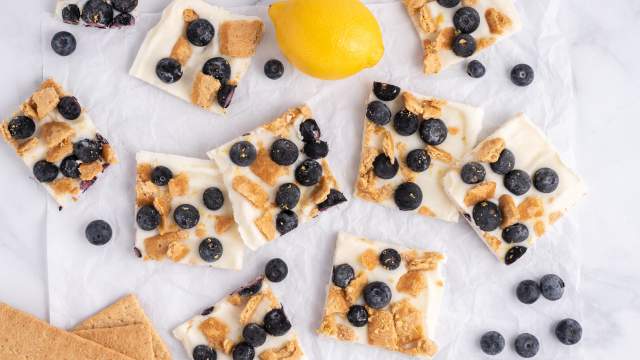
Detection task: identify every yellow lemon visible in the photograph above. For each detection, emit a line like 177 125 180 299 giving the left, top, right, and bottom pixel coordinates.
269 0 384 80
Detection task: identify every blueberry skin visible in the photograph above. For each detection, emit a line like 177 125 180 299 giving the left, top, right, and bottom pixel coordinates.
480 331 505 355
199 237 223 262
265 258 288 282
62 4 81 25
192 344 217 360
467 60 485 78
504 169 532 196
295 159 323 186
231 342 255 360
317 189 347 211
276 210 298 235
373 154 399 179
472 201 502 231
173 204 200 229
263 308 292 336
332 264 355 288
111 0 138 13
74 139 102 163
555 318 582 345
453 7 480 33
419 118 448 145
217 83 236 108
299 119 321 142
505 246 527 265
201 306 215 316
8 116 35 139
33 160 59 183
533 168 559 193
511 64 535 87
275 183 300 210
347 305 369 327
379 248 401 270
516 280 541 304
51 31 77 56
81 0 114 28
373 82 401 101
406 149 430 173
150 165 173 186
229 141 257 166
363 281 392 309
366 101 392 126
437 0 460 8
242 323 267 347
85 219 112 246
203 187 224 211
187 19 215 46
136 205 160 231
60 155 81 178
490 148 515 175
460 162 486 184
264 59 285 80
203 57 231 83
394 182 423 211
238 278 263 297
540 274 565 301
502 223 529 243
112 12 135 27
156 58 183 83
452 33 477 58
303 140 329 159
514 333 539 358
57 96 82 120
270 138 299 166
393 109 419 136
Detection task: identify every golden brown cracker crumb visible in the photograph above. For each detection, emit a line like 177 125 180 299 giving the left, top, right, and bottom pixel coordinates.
152 191 171 217
39 121 75 148
422 99 446 118
0 121 16 147
324 286 349 315
426 145 453 164
396 271 426 297
381 129 396 162
317 314 337 336
483 233 501 251
262 106 307 137
418 206 435 217
136 180 157 206
360 249 379 271
239 293 265 325
259 338 304 360
50 177 80 196
549 211 563 224
404 250 445 272
475 138 505 162
518 196 544 221
101 143 117 164
464 181 496 206
191 73 221 109
227 294 242 306
199 317 230 352
232 175 269 209
534 221 545 236
477 36 497 50
356 148 395 203
45 138 73 163
168 172 189 197
39 79 66 97
423 40 442 75
403 0 427 9
397 142 417 182
418 6 436 33
402 92 424 115
16 137 39 156
166 241 189 262
311 162 336 204
250 146 288 187
137 163 152 181
171 36 192 66
255 209 276 241
183 8 199 22
435 27 455 50
486 8 512 35
20 102 39 121
499 194 518 228
345 272 368 304
30 87 59 119
390 299 425 347
462 0 478 5
219 20 264 57
337 324 357 342
367 309 398 350
144 231 188 260
79 161 103 181
449 126 460 135
215 215 235 235
195 223 207 238
401 338 438 356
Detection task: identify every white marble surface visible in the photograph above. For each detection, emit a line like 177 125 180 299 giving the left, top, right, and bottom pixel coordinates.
0 0 638 359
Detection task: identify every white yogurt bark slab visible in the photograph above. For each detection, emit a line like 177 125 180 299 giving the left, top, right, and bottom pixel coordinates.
174 277 306 360
404 0 521 75
1 79 118 208
208 105 347 250
130 0 263 114
443 114 586 265
318 232 446 358
355 81 482 222
55 0 139 28
134 151 244 270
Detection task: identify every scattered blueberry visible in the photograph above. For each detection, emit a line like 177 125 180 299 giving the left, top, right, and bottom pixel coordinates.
203 187 224 211
238 278 263 297
111 12 135 27
263 308 292 336
373 82 401 101
533 168 559 193
265 258 288 282
332 263 355 288
472 201 502 231
136 205 160 231
453 7 480 33
452 33 477 58
460 162 486 184
379 248 401 270
502 223 529 243
516 280 541 304
60 155 81 178
303 140 329 159
511 64 535 87
294 159 323 186
8 116 35 139
187 19 215 46
231 342 254 360
504 169 532 196
111 0 138 13
540 274 565 301
505 246 527 265
270 138 299 166
419 118 448 145
202 57 231 83
406 149 430 172
85 219 112 246
150 165 173 186
242 323 267 347
555 318 582 345
62 4 81 25
73 139 102 163
57 96 82 120
199 237 223 262
437 0 460 8
156 58 183 83
363 281 392 309
276 210 298 235
394 182 423 211
217 83 236 108
480 331 505 355
393 109 419 136
51 31 76 56
193 345 217 360
299 119 321 142
275 183 300 210
366 101 392 126
317 189 347 211
229 141 257 166
514 333 539 358
373 154 399 179
173 204 200 229
33 160 59 183
490 149 515 175
264 59 284 80
201 306 214 316
81 0 114 28
467 60 485 78
347 305 369 327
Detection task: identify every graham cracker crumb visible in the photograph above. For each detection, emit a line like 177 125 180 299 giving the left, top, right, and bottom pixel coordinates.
255 209 276 241
227 294 242 306
240 293 265 325
435 27 455 50
403 0 427 9
549 211 562 224
345 271 368 304
101 143 117 164
20 102 39 121
518 196 544 221
449 126 460 135
418 206 435 217
232 175 269 209
183 8 199 22
168 172 189 197
159 211 179 236
499 194 518 228
463 0 478 4
423 40 442 75
485 8 512 35
483 233 501 252
398 142 417 182
396 271 426 297
195 223 207 238
30 87 60 119
311 160 336 204
166 241 189 262
136 180 157 206
360 249 379 271
367 309 398 351
464 181 496 206
171 36 192 66
17 137 39 156
1 121 17 148
422 99 446 118
51 177 80 196
402 92 423 115
259 338 303 360
337 323 357 342
40 121 75 148
137 163 152 181
391 300 425 348
418 6 436 33
144 230 188 260
79 161 103 181
46 138 73 162
356 148 394 203
199 317 230 352
426 145 453 164
475 138 505 162
263 106 308 138
39 79 66 97
534 221 545 237
382 129 396 163
324 286 349 315
477 36 497 50
404 250 445 272
317 314 338 337
250 145 288 187
215 215 235 235
152 191 171 216
219 20 264 57
191 73 221 109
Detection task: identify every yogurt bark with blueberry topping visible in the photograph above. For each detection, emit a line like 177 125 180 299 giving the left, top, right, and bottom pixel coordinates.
130 0 264 113
442 114 586 265
56 0 139 28
356 81 482 222
134 151 244 269
404 0 521 75
0 79 117 208
208 105 347 250
173 277 306 360
318 232 446 358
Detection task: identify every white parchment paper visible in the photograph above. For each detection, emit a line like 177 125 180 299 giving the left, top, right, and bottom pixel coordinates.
45 1 585 359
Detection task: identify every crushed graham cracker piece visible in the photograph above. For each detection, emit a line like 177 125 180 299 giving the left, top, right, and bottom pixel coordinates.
215 215 235 235
381 129 396 162
168 172 189 197
518 196 544 221
195 223 207 238
232 175 269 209
402 92 423 115
401 338 438 357
46 138 73 163
240 293 265 325
475 138 505 162
310 164 335 204
166 241 189 262
477 36 497 50
360 248 379 271
79 161 103 181
356 148 394 203
404 250 445 272
136 180 157 206
449 126 460 135
426 145 453 164
499 194 518 228
462 0 478 5
101 143 117 164
435 27 455 50
39 79 66 97
423 40 442 75
418 6 436 33
159 211 179 236
317 314 338 337
152 191 171 217
39 121 75 147
50 178 79 196
418 206 435 217
191 73 221 109
30 87 60 119
464 181 496 207
325 286 349 315
534 221 545 236
0 122 16 147
144 231 188 260
227 294 242 306
20 102 39 121
183 8 198 22
397 142 417 182
485 8 512 35
250 146 288 187
483 233 501 252
337 323 357 342
219 20 264 57
137 163 152 181
403 0 427 10
422 99 446 118
171 36 192 65
396 271 426 297
255 209 276 241
17 138 39 156
549 211 563 224
345 272 368 304
262 106 309 137
259 338 304 360
391 300 425 347
199 317 230 352
367 309 398 351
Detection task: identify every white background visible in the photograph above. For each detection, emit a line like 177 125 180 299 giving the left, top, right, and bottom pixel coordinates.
0 0 638 359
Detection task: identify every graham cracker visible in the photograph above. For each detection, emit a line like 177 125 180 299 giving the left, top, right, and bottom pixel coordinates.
0 303 134 360
74 324 154 360
72 294 171 360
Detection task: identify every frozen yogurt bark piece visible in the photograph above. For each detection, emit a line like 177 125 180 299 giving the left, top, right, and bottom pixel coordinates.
208 105 347 250
443 113 586 265
134 151 244 270
0 79 118 208
55 0 139 28
174 277 306 360
404 0 521 75
130 0 264 113
355 81 482 221
318 232 446 358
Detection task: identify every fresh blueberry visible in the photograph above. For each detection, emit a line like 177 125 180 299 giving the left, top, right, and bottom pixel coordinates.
453 7 480 33
51 31 76 56
533 168 559 193
516 280 541 304
366 101 392 126
156 58 182 83
467 60 485 78
393 109 419 136
238 278 263 297
193 345 217 360
264 59 285 80
514 333 539 358
62 4 81 25
173 204 200 229
347 305 369 327
373 154 399 179
480 331 505 355
81 0 114 28
295 159 323 186
8 116 35 139
505 246 527 265
242 323 267 347
111 0 138 13
136 205 160 231
555 319 582 345
276 183 300 210
74 139 102 163
217 83 236 108
511 64 535 87
33 160 59 183
111 12 135 27
187 19 215 46
437 0 460 8
299 119 321 142
150 166 173 186
303 140 328 159
363 281 392 309
504 169 532 196
57 96 82 120
332 264 355 288
460 162 486 184
276 210 298 235
490 149 515 175
203 57 231 83
265 258 288 282
231 342 254 360
373 82 401 101
406 149 430 173
379 248 401 270
229 141 257 166
60 155 81 178
419 118 448 145
317 189 347 211
394 182 423 211
502 223 529 243
270 139 299 166
85 219 112 246
199 237 223 262
263 308 291 336
203 187 224 211
540 274 565 301
472 201 502 231
452 33 477 57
